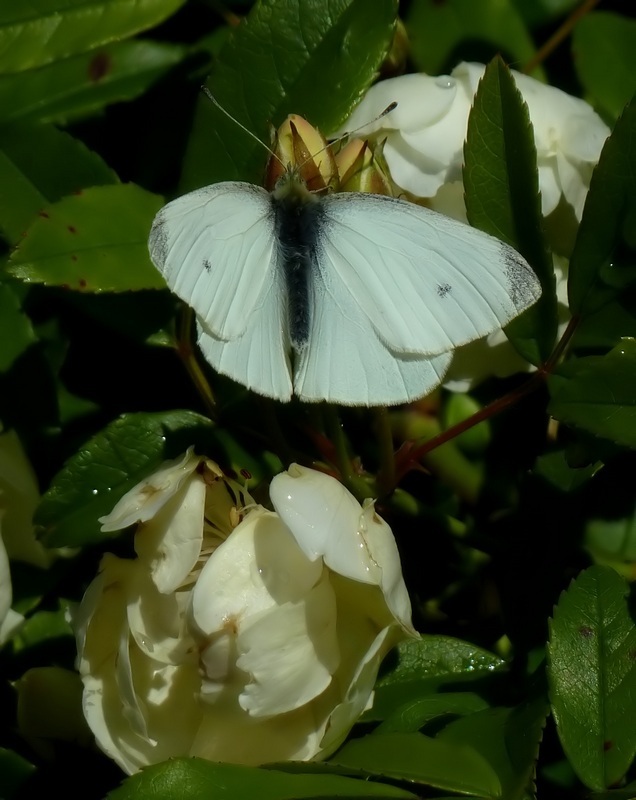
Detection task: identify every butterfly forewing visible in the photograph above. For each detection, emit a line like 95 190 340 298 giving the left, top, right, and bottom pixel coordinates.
149 182 277 341
315 193 541 356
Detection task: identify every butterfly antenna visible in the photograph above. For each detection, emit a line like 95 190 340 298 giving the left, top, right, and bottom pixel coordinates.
200 86 285 168
336 101 397 143
296 101 398 173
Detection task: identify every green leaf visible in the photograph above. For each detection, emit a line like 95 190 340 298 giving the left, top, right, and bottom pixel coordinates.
589 782 636 800
0 0 187 73
464 57 557 365
533 448 601 493
437 697 549 800
180 0 398 190
572 12 636 122
0 39 188 126
375 692 490 734
567 95 636 316
405 0 540 79
106 758 418 800
547 565 636 790
329 731 501 796
8 184 165 291
369 636 505 721
378 636 506 686
0 747 35 799
35 410 215 548
0 280 36 371
572 295 636 351
0 123 116 244
547 340 636 447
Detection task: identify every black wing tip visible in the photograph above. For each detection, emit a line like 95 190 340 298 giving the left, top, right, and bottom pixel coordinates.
501 243 542 310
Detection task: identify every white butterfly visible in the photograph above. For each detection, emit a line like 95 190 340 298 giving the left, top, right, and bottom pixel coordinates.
149 157 541 406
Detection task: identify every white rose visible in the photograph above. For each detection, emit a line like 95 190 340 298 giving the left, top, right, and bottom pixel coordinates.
0 427 50 645
341 62 609 220
73 452 416 774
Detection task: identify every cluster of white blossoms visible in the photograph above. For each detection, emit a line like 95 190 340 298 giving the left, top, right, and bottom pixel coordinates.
73 451 416 774
342 61 609 223
339 62 610 389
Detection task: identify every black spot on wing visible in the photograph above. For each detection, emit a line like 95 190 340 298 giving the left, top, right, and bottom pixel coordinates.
437 283 452 298
203 259 212 273
502 243 541 310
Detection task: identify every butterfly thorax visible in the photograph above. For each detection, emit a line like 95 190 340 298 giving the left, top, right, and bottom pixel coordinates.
272 170 324 352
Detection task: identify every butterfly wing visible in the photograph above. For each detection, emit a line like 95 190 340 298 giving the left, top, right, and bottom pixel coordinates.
149 182 293 400
293 268 452 404
313 192 541 356
196 277 293 401
149 182 277 341
293 191 540 405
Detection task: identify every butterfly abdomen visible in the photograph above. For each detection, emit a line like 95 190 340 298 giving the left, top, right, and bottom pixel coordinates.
273 193 324 353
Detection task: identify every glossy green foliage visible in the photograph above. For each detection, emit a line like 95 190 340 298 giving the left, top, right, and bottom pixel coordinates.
464 57 557 364
0 3 634 800
548 566 636 790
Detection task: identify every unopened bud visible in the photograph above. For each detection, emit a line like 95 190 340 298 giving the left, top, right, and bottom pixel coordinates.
266 114 338 194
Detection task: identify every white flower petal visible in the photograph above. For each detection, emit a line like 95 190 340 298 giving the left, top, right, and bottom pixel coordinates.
336 73 458 137
99 449 201 532
191 507 323 639
270 464 377 581
237 573 338 716
134 471 206 593
75 460 416 773
357 501 415 632
538 162 561 216
318 626 393 756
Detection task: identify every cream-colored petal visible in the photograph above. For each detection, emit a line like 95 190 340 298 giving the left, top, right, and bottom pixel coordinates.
190 507 322 637
126 569 196 665
318 626 393 757
99 449 201 532
190 700 325 765
270 465 370 575
237 573 339 717
134 471 206 593
358 501 416 633
271 465 405 588
0 430 50 568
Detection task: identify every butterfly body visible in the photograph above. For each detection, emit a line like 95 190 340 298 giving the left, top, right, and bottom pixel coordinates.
271 172 322 351
149 169 541 405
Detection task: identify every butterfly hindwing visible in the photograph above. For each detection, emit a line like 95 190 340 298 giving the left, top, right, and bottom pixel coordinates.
293 262 452 405
197 269 293 401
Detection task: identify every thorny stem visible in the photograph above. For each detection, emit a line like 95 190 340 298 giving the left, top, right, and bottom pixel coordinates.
521 0 601 75
176 305 218 420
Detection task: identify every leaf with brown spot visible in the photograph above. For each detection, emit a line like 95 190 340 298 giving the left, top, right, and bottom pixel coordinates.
548 565 636 791
7 184 166 292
